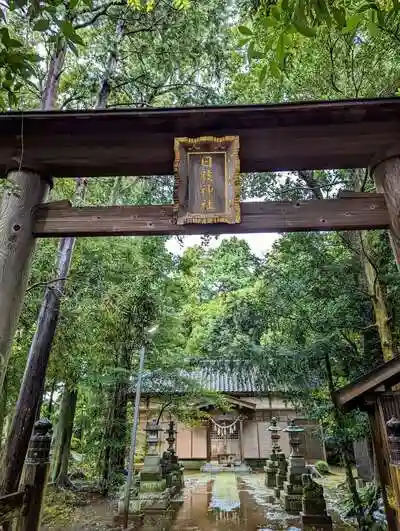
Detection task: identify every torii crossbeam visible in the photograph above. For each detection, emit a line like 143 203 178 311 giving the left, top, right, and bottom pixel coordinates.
1 96 400 408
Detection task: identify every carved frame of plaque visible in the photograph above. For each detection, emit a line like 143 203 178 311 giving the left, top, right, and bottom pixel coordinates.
173 136 240 225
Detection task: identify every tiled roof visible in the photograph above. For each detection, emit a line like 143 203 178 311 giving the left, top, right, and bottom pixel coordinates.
134 367 265 396
190 369 259 393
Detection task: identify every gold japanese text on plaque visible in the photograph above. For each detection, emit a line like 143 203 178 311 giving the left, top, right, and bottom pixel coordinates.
173 136 240 225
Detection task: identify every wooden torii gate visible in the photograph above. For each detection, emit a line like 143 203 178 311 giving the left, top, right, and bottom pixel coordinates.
1 97 400 390
0 96 400 526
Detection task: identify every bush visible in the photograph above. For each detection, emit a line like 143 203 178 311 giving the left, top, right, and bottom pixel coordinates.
315 460 330 475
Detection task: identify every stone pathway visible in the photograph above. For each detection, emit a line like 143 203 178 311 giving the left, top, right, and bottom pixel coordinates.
41 472 357 530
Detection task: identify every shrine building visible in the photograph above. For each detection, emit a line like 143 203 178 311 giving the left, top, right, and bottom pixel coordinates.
136 369 326 469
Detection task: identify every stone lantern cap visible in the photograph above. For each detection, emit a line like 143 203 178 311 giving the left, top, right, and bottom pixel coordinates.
268 417 282 432
283 419 304 433
145 419 164 437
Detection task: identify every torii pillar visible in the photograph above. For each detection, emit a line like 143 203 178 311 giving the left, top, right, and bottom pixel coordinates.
373 153 400 270
0 170 50 395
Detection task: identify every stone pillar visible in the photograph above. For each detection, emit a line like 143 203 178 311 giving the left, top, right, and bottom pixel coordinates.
373 155 400 269
281 420 307 515
17 419 52 531
0 170 50 395
300 474 332 530
264 417 281 489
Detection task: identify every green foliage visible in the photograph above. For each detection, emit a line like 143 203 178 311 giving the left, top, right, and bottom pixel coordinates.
41 488 75 528
128 0 191 9
340 483 386 528
2 4 399 528
237 0 400 80
315 460 330 475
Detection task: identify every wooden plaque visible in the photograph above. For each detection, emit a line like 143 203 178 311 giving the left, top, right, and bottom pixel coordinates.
173 136 240 225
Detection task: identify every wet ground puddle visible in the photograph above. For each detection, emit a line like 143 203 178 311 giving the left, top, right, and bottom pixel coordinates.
171 473 301 531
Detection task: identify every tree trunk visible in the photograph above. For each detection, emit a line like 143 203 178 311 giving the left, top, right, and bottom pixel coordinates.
101 370 129 492
96 19 125 109
101 398 114 494
359 232 394 360
101 344 131 494
0 39 67 494
298 170 395 361
0 374 7 449
51 386 78 487
325 352 368 530
110 378 129 473
1 15 126 496
42 39 67 111
0 237 75 494
0 37 62 399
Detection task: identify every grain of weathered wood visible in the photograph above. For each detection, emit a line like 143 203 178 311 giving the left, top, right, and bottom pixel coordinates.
33 195 389 237
0 491 25 525
0 171 49 396
0 98 400 176
367 409 399 531
333 356 400 411
374 157 400 269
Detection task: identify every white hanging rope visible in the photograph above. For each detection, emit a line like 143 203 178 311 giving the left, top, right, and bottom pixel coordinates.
211 417 240 433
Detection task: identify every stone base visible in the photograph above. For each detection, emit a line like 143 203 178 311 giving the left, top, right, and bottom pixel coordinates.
140 455 163 482
264 493 275 503
170 493 185 507
139 490 171 512
283 480 302 496
265 466 278 488
356 478 366 489
282 492 302 515
141 507 176 531
301 512 333 530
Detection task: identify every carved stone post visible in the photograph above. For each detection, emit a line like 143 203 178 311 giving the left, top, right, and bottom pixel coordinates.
17 419 52 531
265 417 281 489
301 474 332 530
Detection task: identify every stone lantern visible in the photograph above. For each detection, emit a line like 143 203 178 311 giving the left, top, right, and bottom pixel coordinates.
281 419 307 515
163 420 184 493
145 419 163 456
387 416 400 466
268 417 282 453
284 418 304 457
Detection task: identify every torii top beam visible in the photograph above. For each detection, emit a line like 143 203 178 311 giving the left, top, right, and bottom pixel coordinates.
1 97 400 178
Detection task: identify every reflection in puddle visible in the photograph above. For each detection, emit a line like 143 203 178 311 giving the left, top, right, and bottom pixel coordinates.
209 474 240 512
171 473 301 531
